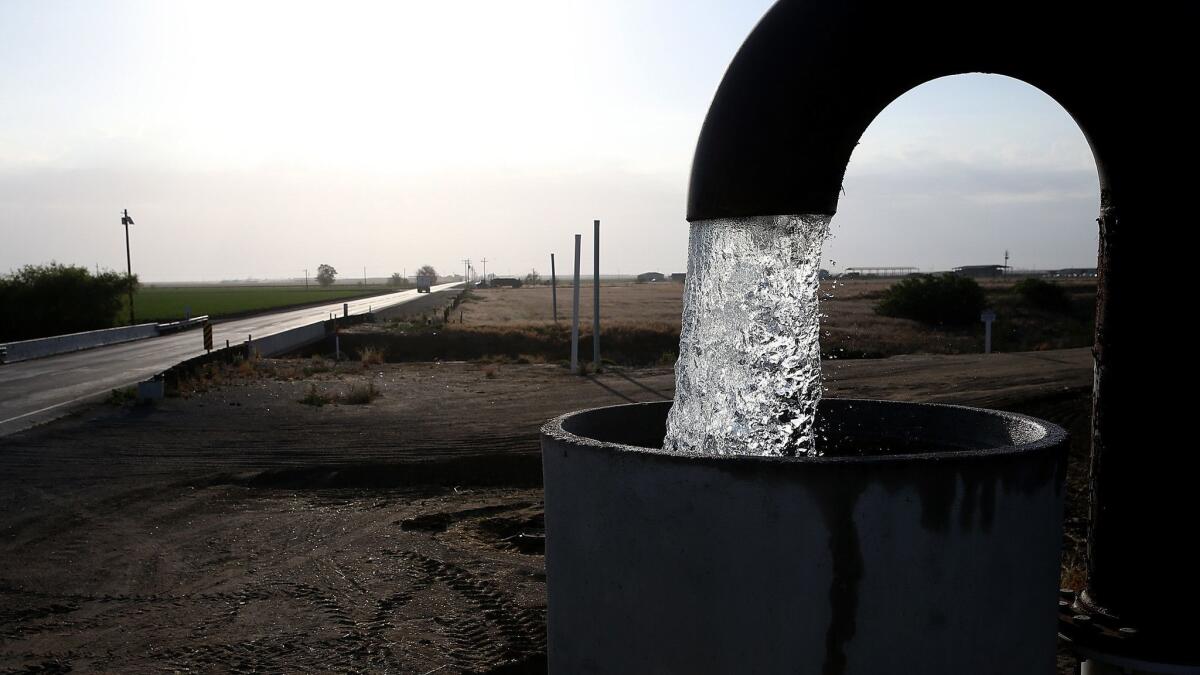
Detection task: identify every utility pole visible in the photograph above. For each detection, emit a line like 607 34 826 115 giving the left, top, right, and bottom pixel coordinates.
481 257 488 284
593 219 601 371
462 258 470 286
121 209 136 325
305 269 309 288
1003 250 1010 276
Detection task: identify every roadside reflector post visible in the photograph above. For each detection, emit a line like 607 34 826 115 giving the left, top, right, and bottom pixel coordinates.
343 303 349 318
980 309 996 354
202 320 213 353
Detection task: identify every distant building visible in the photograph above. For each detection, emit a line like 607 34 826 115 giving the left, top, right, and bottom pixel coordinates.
842 266 918 277
1047 268 1098 278
637 272 666 283
951 265 1008 278
670 273 686 282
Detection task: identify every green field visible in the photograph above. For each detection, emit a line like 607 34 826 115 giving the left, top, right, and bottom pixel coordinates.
129 285 399 322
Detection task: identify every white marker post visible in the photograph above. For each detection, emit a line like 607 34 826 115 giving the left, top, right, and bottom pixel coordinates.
980 309 996 354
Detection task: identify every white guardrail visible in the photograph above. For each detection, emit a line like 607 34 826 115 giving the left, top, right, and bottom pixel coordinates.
0 316 209 364
1 323 160 364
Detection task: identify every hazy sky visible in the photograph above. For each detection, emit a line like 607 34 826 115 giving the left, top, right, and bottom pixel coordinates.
1 1 1100 282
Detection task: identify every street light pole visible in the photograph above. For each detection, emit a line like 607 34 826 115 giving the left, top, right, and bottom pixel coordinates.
121 209 136 325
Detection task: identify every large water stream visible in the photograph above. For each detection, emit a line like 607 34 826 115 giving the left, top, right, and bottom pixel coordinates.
664 214 830 457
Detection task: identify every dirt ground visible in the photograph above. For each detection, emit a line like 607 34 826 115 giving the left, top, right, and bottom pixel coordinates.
457 278 1094 357
1 349 1093 673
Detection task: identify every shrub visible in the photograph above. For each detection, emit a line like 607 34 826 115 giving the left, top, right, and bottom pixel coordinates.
107 386 137 405
343 380 380 404
299 384 333 407
875 274 986 326
236 351 261 376
358 346 385 366
303 355 333 376
1013 278 1072 313
0 263 137 342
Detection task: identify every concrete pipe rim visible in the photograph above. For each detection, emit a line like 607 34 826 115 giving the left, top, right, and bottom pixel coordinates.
541 398 1068 466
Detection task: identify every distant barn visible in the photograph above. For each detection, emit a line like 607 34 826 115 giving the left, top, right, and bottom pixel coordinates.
951 265 1008 278
637 272 666 283
670 273 686 282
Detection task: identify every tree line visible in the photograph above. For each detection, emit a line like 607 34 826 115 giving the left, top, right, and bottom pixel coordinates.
313 264 438 287
0 263 137 342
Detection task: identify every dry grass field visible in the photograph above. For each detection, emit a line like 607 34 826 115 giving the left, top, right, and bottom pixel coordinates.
459 281 683 326
440 277 1096 361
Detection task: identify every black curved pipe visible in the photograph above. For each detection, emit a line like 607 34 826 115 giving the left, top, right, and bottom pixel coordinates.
687 0 1143 220
687 0 1193 661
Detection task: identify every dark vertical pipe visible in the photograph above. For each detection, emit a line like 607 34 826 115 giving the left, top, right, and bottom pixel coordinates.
551 253 558 322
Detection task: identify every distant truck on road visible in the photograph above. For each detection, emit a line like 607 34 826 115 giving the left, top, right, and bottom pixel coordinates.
416 274 434 293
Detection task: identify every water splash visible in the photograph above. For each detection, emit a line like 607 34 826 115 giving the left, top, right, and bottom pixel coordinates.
664 214 831 457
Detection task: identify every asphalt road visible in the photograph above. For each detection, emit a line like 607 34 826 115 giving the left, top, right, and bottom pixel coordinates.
0 282 461 435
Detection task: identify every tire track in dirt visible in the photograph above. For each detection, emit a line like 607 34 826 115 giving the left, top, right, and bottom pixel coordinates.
399 551 546 672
